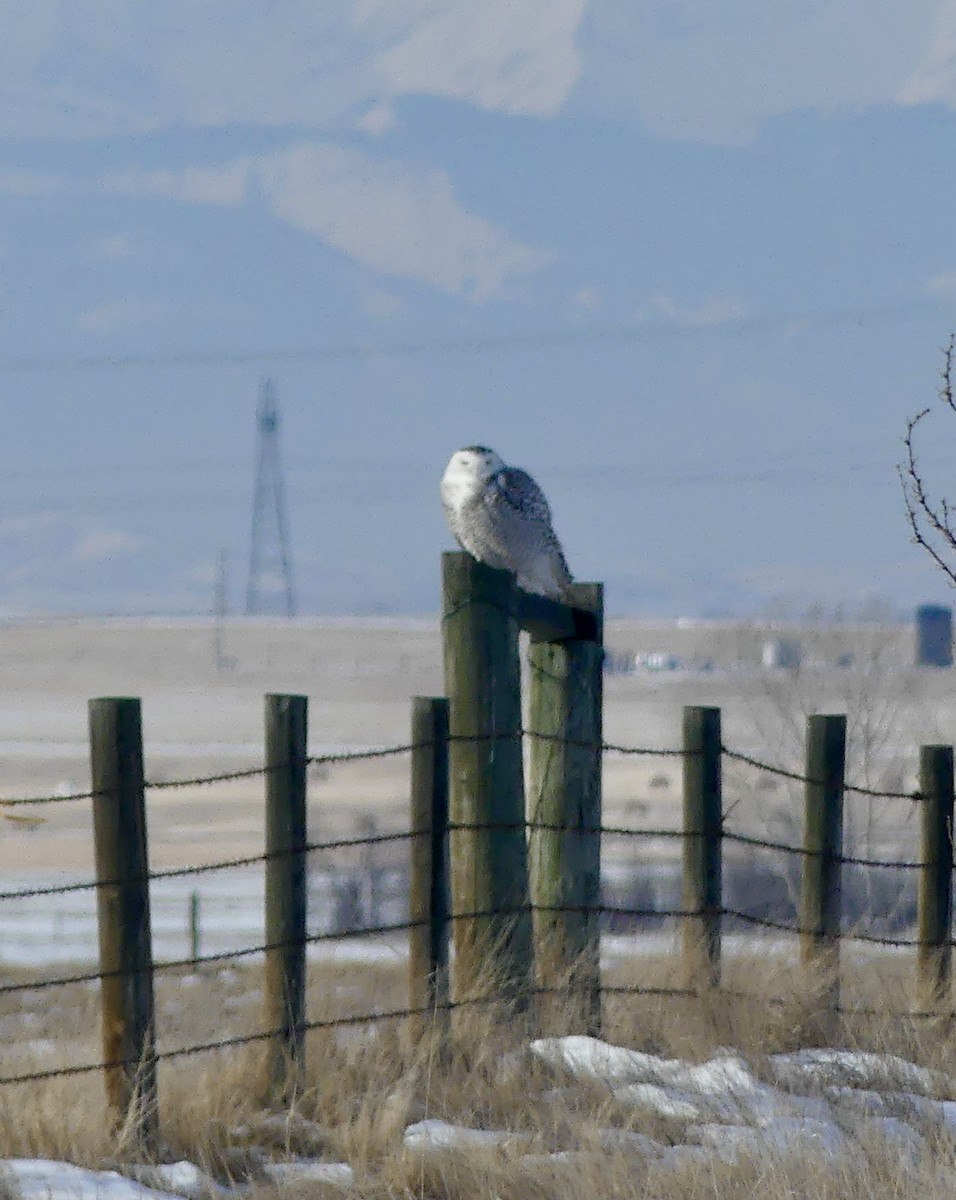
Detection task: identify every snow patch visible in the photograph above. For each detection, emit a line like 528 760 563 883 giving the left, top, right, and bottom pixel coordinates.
769 1049 949 1096
403 1118 530 1153
2 1161 184 1200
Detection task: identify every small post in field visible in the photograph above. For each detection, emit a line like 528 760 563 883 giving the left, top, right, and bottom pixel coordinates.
917 745 954 1011
189 890 201 963
441 551 533 1008
681 706 723 989
408 696 451 1039
89 696 158 1151
527 582 604 1036
801 713 846 1031
263 693 309 1099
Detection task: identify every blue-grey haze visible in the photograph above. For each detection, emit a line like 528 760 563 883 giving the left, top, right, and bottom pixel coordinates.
2 5 956 618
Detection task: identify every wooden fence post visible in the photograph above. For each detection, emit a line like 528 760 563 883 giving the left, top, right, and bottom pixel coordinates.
440 551 533 1007
527 582 603 1036
263 693 308 1100
917 745 954 1011
408 697 450 1040
681 706 722 989
89 696 158 1151
801 713 846 1031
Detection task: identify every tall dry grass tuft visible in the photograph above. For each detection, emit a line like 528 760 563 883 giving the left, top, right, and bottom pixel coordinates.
602 932 956 1074
0 1074 111 1165
4 945 956 1195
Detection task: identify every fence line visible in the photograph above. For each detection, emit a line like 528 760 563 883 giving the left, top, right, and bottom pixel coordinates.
0 821 687 905
0 692 949 1132
4 554 952 1149
0 811 929 909
0 762 941 1009
1 734 928 809
1 894 948 1003
7 964 956 1091
1 986 694 1089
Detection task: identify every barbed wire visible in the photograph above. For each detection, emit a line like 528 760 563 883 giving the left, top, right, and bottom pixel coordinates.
721 829 924 870
0 809 925 908
0 831 416 901
0 742 422 807
721 907 922 948
0 995 518 1087
0 816 931 907
1 724 949 1073
0 902 684 997
4 969 955 1089
600 741 687 758
0 819 690 905
0 733 687 808
721 745 923 802
1 894 938 1002
0 732 935 811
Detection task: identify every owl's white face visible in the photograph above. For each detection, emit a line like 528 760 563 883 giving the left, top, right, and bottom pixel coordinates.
443 445 505 486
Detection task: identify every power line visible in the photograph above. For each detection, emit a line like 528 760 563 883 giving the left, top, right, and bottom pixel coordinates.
0 456 912 517
0 297 945 375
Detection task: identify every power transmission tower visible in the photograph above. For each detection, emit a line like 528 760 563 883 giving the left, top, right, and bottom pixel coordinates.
212 549 236 671
246 378 296 617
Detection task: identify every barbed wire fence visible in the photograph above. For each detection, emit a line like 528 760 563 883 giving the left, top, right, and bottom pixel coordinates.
1 552 952 1146
0 718 949 1093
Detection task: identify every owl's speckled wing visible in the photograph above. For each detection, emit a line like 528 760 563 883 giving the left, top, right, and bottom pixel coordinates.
484 467 572 598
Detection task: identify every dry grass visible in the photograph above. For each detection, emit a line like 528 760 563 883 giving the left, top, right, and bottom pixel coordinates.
603 937 956 1069
3 943 956 1197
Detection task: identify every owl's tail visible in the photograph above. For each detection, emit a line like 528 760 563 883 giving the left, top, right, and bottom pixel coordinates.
517 552 574 603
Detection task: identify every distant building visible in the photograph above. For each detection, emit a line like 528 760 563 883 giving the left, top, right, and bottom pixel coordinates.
635 651 682 672
761 638 801 670
915 604 953 667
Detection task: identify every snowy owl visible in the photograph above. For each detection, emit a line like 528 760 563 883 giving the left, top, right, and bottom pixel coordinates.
440 445 573 601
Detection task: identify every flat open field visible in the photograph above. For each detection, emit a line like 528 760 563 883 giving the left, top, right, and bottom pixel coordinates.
0 613 948 885
0 604 945 960
5 617 956 1200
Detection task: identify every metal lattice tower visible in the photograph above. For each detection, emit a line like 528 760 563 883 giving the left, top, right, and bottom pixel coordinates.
246 378 296 617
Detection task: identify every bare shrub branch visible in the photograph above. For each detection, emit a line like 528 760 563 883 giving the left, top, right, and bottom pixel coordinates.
898 334 956 585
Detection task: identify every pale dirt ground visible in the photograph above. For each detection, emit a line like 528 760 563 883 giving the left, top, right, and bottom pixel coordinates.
0 615 949 876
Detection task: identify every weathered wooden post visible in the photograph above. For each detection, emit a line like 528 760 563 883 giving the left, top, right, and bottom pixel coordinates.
800 713 846 1034
441 552 533 1007
408 696 451 1039
681 706 722 989
527 583 604 1035
917 745 954 1011
263 693 308 1099
89 696 158 1151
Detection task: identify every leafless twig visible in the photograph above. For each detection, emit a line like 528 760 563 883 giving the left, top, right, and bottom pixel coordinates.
898 334 956 585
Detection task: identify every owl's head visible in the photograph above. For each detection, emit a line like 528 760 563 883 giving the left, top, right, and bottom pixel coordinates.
445 445 505 484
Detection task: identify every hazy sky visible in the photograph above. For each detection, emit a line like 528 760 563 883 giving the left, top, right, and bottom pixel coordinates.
4 2 956 617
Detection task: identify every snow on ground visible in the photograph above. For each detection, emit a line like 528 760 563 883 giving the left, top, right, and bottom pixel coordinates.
2 1157 357 1200
2 869 837 969
3 1161 198 1200
3 1038 956 1195
4 868 895 975
0 869 410 967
